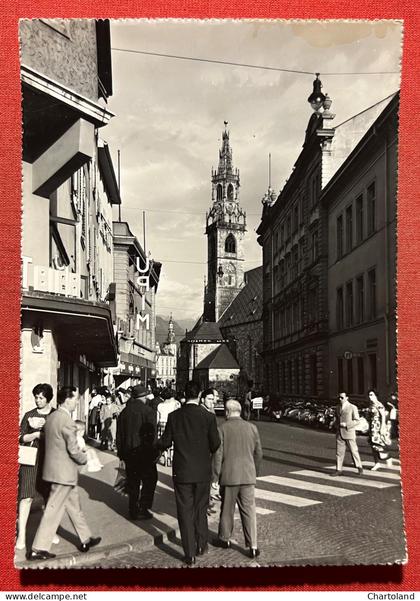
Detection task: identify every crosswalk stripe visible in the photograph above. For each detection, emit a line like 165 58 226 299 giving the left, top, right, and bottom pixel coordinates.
235 506 275 516
257 475 362 497
254 487 321 507
294 470 397 489
325 465 401 481
362 461 401 472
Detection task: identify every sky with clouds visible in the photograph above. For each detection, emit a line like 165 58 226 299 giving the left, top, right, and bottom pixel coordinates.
103 19 402 325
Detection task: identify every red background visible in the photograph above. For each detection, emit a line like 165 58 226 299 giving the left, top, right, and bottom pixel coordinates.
1 0 419 591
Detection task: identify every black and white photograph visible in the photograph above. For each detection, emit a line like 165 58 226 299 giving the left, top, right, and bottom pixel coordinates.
17 18 405 568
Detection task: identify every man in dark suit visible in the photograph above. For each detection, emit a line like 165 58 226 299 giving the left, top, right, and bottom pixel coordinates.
29 386 101 560
116 384 158 520
158 381 220 565
213 399 263 558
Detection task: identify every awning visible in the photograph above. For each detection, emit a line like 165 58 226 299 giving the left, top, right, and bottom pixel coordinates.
22 291 118 367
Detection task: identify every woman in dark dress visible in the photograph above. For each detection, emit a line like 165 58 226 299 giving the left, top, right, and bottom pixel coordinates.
16 383 54 550
368 389 392 471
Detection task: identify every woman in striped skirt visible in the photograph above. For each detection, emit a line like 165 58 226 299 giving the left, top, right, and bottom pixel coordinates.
16 383 55 551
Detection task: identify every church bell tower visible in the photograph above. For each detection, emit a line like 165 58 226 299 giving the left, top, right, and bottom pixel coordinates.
204 123 246 322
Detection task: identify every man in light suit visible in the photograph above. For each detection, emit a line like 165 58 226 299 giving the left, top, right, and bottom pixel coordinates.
158 381 220 566
28 387 101 560
213 399 263 559
331 391 364 477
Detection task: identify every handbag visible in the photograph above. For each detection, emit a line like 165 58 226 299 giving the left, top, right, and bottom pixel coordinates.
18 443 38 466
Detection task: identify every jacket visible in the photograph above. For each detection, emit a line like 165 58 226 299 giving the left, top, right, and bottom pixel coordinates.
116 397 157 461
42 407 87 486
158 403 220 483
213 417 263 486
336 401 360 440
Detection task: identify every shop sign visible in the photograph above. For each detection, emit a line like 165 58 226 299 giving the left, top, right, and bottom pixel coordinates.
135 257 151 331
22 256 81 298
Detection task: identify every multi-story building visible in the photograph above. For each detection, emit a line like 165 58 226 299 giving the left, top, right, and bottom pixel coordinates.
112 221 161 389
20 19 118 418
323 93 398 402
257 75 395 403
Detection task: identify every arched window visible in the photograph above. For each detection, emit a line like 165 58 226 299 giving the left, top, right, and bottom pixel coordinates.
227 183 234 200
225 233 236 254
217 184 223 201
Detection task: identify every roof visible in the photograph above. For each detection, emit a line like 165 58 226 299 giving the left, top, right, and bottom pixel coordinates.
218 266 263 328
183 321 225 343
195 344 239 370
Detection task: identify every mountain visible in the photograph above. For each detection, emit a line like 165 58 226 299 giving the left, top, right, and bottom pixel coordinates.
155 315 197 346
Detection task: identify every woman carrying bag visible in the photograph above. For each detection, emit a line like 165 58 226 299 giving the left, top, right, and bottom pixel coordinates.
368 389 392 471
16 383 55 551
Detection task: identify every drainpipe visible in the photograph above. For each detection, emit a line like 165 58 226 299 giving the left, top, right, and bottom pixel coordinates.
384 136 391 388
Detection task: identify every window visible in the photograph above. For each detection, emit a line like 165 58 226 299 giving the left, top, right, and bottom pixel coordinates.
311 355 317 395
336 286 344 329
308 288 317 323
346 205 353 253
311 230 319 262
369 353 377 390
367 182 376 235
337 357 344 393
357 357 365 395
274 231 279 251
292 245 299 279
295 358 300 393
356 194 364 244
346 281 354 327
337 215 343 260
216 184 223 201
288 361 293 393
368 268 377 319
356 275 364 324
280 224 285 247
293 204 299 233
299 239 305 273
347 358 353 394
227 183 234 200
225 234 236 253
286 215 292 240
293 301 299 332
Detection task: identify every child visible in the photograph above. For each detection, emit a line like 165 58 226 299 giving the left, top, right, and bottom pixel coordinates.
75 420 104 473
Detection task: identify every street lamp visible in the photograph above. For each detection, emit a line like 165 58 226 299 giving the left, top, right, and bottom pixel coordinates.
308 73 326 113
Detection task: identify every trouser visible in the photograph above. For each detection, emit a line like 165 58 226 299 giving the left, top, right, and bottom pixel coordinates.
174 481 210 558
32 483 92 552
219 484 257 548
336 435 362 470
125 455 158 517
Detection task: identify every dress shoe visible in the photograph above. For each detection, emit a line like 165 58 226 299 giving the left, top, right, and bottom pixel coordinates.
79 536 102 553
27 549 56 561
197 544 208 556
329 470 343 477
358 467 364 475
215 538 231 549
183 555 196 566
249 548 260 559
137 509 153 520
371 463 381 471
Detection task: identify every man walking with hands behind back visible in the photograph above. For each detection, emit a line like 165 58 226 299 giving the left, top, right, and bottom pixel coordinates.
29 387 101 560
213 399 263 558
158 381 220 566
331 391 364 477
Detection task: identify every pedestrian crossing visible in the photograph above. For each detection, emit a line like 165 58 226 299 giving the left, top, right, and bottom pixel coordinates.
152 459 401 523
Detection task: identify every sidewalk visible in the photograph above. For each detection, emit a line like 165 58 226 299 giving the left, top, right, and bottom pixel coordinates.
15 443 198 569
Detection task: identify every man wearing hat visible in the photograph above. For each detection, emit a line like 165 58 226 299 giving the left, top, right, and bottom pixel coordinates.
116 384 158 520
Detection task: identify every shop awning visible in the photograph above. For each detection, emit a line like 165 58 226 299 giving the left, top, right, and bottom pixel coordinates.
22 291 118 367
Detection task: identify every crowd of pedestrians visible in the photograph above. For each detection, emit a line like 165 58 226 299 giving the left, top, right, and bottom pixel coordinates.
16 379 398 566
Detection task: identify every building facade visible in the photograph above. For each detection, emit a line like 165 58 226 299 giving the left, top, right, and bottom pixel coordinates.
20 19 117 418
112 221 161 389
155 316 177 388
218 266 264 397
323 94 398 403
257 75 398 405
204 124 246 322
